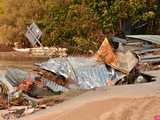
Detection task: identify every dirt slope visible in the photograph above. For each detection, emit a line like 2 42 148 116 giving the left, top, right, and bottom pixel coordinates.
22 80 160 120
51 97 160 120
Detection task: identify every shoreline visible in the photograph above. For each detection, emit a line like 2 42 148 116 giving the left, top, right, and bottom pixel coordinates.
0 51 49 61
21 80 160 120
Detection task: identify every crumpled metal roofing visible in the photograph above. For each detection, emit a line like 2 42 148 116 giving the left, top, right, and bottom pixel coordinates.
5 68 29 87
43 78 69 92
5 68 67 93
126 35 160 44
37 57 124 89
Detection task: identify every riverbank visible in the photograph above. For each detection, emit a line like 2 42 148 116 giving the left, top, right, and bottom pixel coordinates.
22 80 160 120
0 52 49 61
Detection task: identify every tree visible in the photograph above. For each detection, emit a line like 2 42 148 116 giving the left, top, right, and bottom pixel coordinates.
39 0 102 53
0 0 46 44
0 0 159 53
90 0 157 34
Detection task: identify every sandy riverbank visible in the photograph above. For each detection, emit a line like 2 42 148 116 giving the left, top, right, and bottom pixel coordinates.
0 52 48 61
36 97 160 120
21 78 160 120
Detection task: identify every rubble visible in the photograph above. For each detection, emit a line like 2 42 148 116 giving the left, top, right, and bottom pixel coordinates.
95 38 138 74
35 56 125 89
126 35 160 45
13 47 68 57
0 35 159 119
125 35 160 70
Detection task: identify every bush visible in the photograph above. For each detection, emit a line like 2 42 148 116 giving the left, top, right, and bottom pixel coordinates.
40 1 103 54
0 0 46 45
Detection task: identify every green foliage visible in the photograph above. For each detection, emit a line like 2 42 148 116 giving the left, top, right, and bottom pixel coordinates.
90 0 158 34
0 0 159 53
39 1 102 53
0 0 46 44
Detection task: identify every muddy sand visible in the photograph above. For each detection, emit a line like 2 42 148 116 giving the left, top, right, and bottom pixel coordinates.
20 78 160 120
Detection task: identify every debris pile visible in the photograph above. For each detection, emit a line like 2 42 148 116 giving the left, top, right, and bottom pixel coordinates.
125 35 160 71
30 47 68 57
0 35 159 119
0 44 13 52
13 47 68 57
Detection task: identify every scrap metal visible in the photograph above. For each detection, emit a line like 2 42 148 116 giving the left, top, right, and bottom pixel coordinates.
126 35 160 45
36 56 124 89
134 48 160 54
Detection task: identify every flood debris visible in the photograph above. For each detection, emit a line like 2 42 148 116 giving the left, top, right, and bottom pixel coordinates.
0 68 68 119
0 35 159 119
95 38 138 74
34 36 156 88
35 56 125 89
125 35 160 71
126 35 160 45
13 47 68 57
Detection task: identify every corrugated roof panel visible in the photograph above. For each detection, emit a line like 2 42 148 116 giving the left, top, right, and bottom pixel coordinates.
126 35 160 44
37 57 124 89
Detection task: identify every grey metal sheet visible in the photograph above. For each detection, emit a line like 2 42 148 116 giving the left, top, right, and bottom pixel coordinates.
112 37 127 43
140 55 160 63
141 58 160 63
5 68 29 87
43 78 68 92
134 48 160 54
25 22 43 46
141 55 160 59
126 35 160 44
25 30 37 46
5 68 67 92
37 57 124 89
29 23 42 39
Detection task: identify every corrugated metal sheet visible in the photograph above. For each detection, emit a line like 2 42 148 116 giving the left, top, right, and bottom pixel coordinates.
37 57 124 89
134 48 160 54
43 78 68 92
112 37 127 43
5 68 29 87
126 35 160 44
5 68 67 93
140 55 160 63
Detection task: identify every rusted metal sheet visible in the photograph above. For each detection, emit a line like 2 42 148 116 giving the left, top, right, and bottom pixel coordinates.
110 51 138 74
95 38 138 74
95 38 117 65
